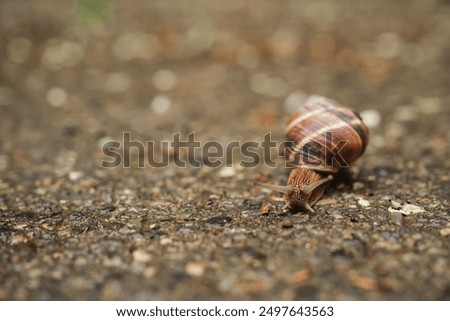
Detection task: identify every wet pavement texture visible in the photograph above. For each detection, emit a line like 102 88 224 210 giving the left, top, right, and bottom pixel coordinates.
0 0 449 300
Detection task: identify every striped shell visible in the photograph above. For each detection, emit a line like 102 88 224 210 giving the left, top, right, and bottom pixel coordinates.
285 95 369 173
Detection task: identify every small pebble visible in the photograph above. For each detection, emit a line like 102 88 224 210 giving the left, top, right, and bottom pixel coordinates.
388 201 425 215
206 215 232 226
255 173 269 183
249 73 287 97
10 235 27 245
178 228 193 235
360 109 381 128
46 87 68 107
282 219 294 228
357 198 370 207
68 171 84 181
219 167 236 178
353 182 365 190
185 262 205 277
283 90 308 113
42 39 85 69
132 249 152 263
348 271 381 291
293 269 311 283
439 227 450 237
98 136 115 149
150 95 172 115
159 237 172 245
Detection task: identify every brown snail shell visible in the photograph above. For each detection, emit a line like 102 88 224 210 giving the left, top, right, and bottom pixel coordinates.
261 95 369 212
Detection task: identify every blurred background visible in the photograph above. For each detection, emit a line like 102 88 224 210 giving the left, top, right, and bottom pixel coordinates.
0 0 449 300
1 0 448 170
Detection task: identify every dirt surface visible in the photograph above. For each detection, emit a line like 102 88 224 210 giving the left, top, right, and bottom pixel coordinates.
0 0 449 300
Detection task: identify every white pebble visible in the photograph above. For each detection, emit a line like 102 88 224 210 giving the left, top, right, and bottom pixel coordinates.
129 207 139 213
401 204 426 215
283 90 308 113
132 249 152 263
150 95 172 115
159 237 172 245
357 198 370 207
42 39 85 69
388 201 425 216
152 70 177 91
98 136 115 148
11 235 27 245
68 171 84 181
122 188 134 195
249 73 287 97
46 87 68 107
439 227 450 237
219 167 236 178
185 262 205 277
360 109 381 128
185 22 216 54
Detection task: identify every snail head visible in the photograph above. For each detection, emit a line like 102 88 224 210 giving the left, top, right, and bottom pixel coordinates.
258 168 332 212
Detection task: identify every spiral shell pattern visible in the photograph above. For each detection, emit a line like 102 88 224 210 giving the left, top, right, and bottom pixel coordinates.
285 95 369 173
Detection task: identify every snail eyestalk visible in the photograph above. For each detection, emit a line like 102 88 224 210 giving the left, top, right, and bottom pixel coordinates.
300 175 333 213
304 203 315 213
301 175 333 196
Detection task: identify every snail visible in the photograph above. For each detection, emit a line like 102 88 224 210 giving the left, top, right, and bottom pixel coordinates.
260 95 369 212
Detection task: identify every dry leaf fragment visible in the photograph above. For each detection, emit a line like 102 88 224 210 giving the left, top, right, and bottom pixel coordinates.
388 200 425 215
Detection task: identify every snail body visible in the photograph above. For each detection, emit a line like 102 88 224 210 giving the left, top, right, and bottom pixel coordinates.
262 95 369 212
